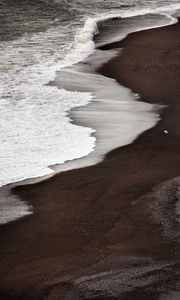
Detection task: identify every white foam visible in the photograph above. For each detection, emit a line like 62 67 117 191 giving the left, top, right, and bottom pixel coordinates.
0 2 180 224
52 49 161 174
63 4 179 65
0 4 179 189
0 187 32 225
0 87 95 187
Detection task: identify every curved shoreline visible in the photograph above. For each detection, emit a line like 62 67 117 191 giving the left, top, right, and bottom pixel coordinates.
0 19 180 299
0 13 175 225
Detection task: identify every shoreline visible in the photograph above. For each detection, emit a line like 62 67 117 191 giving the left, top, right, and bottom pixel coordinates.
0 13 177 225
0 19 180 299
1 14 167 225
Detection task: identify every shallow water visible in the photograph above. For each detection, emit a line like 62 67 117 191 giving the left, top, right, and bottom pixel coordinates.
0 0 180 223
0 0 180 188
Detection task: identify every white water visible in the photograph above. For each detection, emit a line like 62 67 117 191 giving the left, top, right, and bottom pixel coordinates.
0 2 180 224
52 48 160 174
0 4 179 188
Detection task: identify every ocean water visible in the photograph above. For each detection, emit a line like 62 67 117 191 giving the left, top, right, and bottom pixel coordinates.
0 0 180 223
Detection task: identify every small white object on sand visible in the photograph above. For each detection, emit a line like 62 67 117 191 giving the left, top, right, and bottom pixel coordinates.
164 130 168 134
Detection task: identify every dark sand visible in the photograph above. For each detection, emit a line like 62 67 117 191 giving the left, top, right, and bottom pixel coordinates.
0 20 180 299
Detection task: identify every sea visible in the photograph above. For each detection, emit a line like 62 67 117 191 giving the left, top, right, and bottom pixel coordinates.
0 0 180 224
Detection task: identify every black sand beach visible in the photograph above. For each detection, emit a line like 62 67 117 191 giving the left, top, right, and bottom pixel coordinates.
0 20 180 299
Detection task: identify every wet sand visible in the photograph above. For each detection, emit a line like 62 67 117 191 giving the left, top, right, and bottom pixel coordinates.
0 20 180 299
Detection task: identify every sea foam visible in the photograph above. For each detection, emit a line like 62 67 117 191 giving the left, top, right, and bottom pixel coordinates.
0 3 180 224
